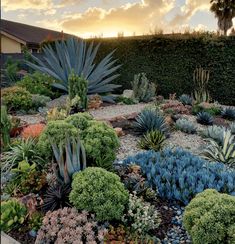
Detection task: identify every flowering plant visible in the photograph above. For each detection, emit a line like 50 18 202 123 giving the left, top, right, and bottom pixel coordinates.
122 193 161 234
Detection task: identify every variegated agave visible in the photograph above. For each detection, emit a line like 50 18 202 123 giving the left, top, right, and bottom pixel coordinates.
201 130 235 167
27 38 121 101
51 137 87 184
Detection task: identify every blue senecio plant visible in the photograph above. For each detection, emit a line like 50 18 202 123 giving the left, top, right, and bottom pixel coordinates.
123 148 235 205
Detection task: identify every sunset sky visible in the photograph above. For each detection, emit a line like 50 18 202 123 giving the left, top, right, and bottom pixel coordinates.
2 0 234 38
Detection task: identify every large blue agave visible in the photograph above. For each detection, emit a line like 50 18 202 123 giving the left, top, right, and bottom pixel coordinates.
123 148 235 205
26 38 121 101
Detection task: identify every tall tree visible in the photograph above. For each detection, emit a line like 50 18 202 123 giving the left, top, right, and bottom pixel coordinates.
210 0 235 35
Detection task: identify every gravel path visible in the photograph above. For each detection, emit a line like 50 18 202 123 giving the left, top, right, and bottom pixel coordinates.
90 103 152 120
117 130 206 160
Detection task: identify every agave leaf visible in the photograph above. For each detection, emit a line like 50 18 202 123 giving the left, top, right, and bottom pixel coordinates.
26 38 120 97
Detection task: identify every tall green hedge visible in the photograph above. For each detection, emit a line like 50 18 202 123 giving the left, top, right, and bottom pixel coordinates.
88 34 235 105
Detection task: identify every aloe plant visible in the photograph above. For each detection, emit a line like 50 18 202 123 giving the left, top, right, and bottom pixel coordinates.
201 130 235 166
26 38 121 101
51 137 86 184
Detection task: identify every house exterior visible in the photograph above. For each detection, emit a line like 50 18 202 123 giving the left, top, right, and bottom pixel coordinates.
0 19 75 53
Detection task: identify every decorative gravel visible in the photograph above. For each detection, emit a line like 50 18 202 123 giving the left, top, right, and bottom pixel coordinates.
90 103 152 120
116 134 144 160
165 131 206 156
161 204 191 244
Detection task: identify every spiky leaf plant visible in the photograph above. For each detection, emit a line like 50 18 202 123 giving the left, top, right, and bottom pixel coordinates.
134 109 169 136
41 184 71 212
51 137 86 184
202 125 225 144
197 112 213 125
201 130 235 167
221 107 235 120
138 130 166 151
178 94 193 106
175 118 196 134
26 38 121 101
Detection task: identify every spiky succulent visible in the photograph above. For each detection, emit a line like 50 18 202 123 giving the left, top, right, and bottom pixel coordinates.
138 130 166 151
134 109 169 136
196 112 213 125
175 118 196 134
178 94 193 106
26 38 121 101
51 137 86 184
202 125 225 144
41 184 71 212
201 130 235 166
221 107 235 120
230 122 235 135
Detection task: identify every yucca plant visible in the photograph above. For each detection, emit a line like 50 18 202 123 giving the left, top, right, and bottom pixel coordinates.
51 137 86 184
201 130 235 166
26 38 121 101
175 118 196 134
178 94 193 106
138 130 166 151
197 112 214 125
221 107 235 120
134 109 169 136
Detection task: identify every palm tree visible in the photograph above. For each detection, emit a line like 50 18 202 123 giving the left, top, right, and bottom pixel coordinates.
210 0 235 35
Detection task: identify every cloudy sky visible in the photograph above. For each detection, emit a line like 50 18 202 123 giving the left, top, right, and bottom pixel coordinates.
1 0 233 38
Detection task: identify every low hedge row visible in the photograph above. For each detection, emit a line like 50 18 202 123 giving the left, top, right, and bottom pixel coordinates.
88 34 235 105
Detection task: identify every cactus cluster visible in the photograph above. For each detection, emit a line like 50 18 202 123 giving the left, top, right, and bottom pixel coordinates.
68 71 88 110
193 67 210 103
0 105 12 147
131 73 156 102
123 148 235 204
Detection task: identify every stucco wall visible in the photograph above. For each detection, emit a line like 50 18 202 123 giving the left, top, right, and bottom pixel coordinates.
1 34 22 53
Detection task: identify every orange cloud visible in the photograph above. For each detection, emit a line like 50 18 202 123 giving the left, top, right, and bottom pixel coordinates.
61 0 175 37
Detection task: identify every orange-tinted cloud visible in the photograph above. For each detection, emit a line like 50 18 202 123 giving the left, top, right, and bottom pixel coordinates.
61 0 175 37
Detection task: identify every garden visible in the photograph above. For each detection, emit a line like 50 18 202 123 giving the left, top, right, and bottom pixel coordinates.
1 36 235 244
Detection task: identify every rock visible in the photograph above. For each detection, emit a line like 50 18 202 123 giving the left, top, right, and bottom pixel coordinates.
123 89 134 98
88 94 103 110
165 115 174 126
46 95 68 109
114 127 125 137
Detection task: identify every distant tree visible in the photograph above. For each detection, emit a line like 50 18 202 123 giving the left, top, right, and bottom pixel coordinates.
210 0 235 35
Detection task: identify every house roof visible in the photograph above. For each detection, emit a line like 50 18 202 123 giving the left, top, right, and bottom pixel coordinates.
0 19 76 45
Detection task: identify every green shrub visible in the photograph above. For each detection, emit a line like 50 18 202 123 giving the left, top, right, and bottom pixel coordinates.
80 121 119 169
17 71 56 97
37 121 79 158
1 86 32 111
183 189 235 244
116 96 137 105
32 94 51 108
65 112 93 130
1 199 27 232
69 167 129 221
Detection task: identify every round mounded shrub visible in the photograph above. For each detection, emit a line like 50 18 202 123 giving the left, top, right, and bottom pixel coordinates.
80 121 120 169
69 167 129 221
183 189 235 244
1 86 32 111
65 112 93 130
37 120 79 158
